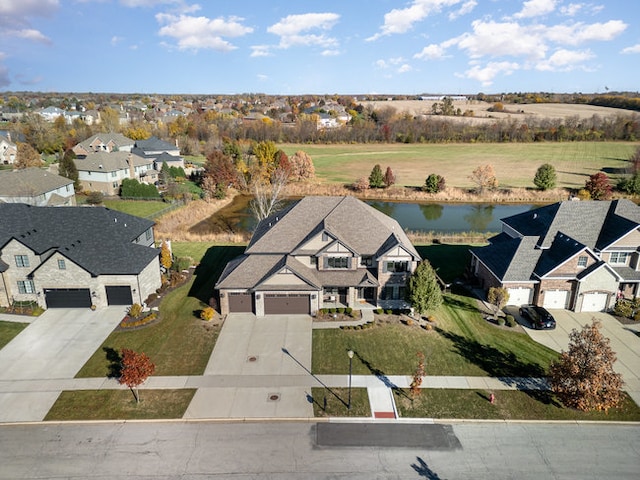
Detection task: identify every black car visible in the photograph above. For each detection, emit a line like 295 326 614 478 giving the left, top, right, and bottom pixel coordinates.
518 305 557 330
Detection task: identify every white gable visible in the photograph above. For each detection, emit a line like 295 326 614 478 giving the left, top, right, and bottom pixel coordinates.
260 267 312 287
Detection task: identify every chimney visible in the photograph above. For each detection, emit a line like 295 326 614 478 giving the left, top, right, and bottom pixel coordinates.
128 153 135 179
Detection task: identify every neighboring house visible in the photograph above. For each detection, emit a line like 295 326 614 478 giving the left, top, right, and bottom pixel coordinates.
37 106 68 122
73 133 135 157
0 168 76 206
216 196 421 316
132 136 184 170
0 203 161 309
469 200 640 313
75 152 155 195
0 132 17 165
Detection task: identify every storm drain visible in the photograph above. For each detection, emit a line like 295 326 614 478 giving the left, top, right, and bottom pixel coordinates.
268 393 280 402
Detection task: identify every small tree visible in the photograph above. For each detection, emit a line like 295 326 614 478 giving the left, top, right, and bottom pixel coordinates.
352 176 369 191
119 349 156 403
59 149 81 191
410 352 426 399
288 150 315 181
469 164 498 193
406 260 443 315
533 163 557 191
85 191 104 205
585 172 612 200
15 142 42 169
160 240 172 270
383 166 396 188
369 164 385 188
423 173 445 193
549 319 623 412
487 287 509 320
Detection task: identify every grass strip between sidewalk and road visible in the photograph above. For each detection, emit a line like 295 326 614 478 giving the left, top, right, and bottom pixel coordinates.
311 388 371 418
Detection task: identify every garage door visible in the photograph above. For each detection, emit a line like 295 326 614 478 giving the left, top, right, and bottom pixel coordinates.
264 294 310 315
582 292 608 312
543 290 568 309
44 288 91 308
106 286 133 305
506 288 532 306
228 292 254 313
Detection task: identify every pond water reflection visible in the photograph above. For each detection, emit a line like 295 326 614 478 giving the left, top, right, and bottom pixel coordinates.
196 195 539 235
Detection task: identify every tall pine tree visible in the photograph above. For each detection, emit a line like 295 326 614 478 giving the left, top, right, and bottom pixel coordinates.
406 260 443 314
59 149 81 191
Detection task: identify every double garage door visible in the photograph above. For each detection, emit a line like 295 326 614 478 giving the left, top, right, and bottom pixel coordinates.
227 293 310 315
44 286 132 308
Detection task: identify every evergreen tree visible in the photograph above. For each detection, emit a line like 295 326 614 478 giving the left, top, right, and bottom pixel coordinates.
406 260 443 314
369 164 384 188
424 173 445 193
59 149 81 191
533 163 557 190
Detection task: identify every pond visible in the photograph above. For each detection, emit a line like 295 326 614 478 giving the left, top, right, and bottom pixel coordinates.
198 195 540 235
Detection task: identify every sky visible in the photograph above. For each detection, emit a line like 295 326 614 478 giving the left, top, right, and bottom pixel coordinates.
1 0 638 95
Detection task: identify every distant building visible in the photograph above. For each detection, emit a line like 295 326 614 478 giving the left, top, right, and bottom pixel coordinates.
0 132 17 165
0 168 76 206
73 133 135 157
75 152 156 195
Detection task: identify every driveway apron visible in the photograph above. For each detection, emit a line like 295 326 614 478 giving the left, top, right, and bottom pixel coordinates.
0 307 125 422
184 313 314 419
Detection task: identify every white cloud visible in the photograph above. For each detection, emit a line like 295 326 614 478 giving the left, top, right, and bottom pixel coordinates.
267 13 339 49
321 49 340 56
156 14 253 51
536 48 594 71
461 61 519 86
111 36 123 46
0 0 57 44
559 3 583 16
367 0 467 41
398 64 413 73
455 20 548 60
250 45 271 57
414 43 447 60
621 44 640 54
449 0 477 20
513 0 557 19
119 0 184 7
257 74 268 81
14 28 51 44
545 20 627 45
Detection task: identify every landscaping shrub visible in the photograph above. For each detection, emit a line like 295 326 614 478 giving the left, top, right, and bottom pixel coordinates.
329 308 337 314
345 307 353 316
173 256 193 272
385 309 393 315
200 307 215 322
144 293 158 305
375 308 384 314
337 308 345 314
127 303 143 319
497 317 506 326
613 299 634 318
505 315 516 327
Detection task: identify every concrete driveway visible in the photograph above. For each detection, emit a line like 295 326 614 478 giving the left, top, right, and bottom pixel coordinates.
0 307 125 422
184 313 314 419
512 308 640 406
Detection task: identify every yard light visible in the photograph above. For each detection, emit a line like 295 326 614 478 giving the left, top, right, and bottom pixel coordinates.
347 350 354 410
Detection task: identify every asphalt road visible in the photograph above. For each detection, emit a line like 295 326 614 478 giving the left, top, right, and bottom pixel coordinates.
1 421 639 479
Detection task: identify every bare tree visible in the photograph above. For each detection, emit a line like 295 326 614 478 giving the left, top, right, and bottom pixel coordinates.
250 168 288 221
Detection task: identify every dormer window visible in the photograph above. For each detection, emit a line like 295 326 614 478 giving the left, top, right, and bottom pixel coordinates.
610 252 629 264
577 256 588 268
360 256 373 267
386 261 408 273
327 257 349 269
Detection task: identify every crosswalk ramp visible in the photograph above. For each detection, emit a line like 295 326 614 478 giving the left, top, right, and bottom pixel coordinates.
367 386 397 419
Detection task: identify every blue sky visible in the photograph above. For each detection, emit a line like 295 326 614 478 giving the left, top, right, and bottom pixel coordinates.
1 0 638 94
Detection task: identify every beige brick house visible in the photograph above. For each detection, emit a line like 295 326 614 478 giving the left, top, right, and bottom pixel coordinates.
469 200 640 312
216 196 421 316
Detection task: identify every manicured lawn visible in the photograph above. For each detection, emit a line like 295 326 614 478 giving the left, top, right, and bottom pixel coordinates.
312 292 558 377
416 244 474 283
44 389 196 421
395 389 640 421
281 142 638 189
311 387 371 418
0 321 28 350
103 199 169 218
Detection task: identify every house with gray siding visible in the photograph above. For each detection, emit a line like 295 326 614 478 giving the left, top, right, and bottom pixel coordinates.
0 204 161 309
0 168 75 206
216 196 421 316
469 199 640 313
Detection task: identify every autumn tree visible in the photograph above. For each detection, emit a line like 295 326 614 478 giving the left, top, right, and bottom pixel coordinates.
119 349 156 404
352 176 369 191
100 107 121 133
251 140 278 182
469 164 498 193
369 164 385 188
423 173 445 193
533 163 557 191
160 240 172 271
202 150 239 199
15 142 42 169
584 172 612 200
383 166 396 188
487 287 509 320
288 150 315 181
549 319 623 412
58 149 81 191
406 260 442 315
410 352 426 399
250 168 288 221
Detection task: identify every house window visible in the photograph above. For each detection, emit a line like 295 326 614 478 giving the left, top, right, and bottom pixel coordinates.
17 280 35 294
386 261 408 273
381 286 395 300
145 229 152 240
15 255 29 268
111 171 117 177
360 256 373 267
610 252 629 264
327 257 349 269
310 256 318 266
577 256 588 268
58 259 66 270
398 286 406 300
66 185 70 192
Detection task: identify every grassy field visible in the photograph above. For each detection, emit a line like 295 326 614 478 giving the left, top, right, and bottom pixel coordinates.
44 389 196 421
281 142 639 189
0 321 28 350
103 199 170 218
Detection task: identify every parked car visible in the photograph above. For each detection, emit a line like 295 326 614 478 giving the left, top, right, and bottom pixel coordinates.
519 305 557 329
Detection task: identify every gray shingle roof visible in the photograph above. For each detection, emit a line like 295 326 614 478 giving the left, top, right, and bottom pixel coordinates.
0 168 73 196
471 236 542 282
76 133 134 151
74 152 151 172
0 204 157 276
133 136 177 153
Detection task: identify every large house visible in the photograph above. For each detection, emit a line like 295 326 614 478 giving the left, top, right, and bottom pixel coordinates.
75 152 157 195
132 136 184 170
0 168 76 206
0 132 17 165
216 196 421 316
72 133 135 157
0 204 161 309
469 200 640 313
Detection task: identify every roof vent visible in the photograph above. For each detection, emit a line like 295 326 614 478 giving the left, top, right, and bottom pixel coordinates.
98 164 103 169
533 213 537 219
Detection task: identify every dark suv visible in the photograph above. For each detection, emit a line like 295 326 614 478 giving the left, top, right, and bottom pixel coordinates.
519 305 557 330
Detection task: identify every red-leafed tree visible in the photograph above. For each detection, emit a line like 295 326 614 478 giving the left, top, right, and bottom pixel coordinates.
549 319 623 412
383 166 396 188
410 352 426 398
584 172 613 200
119 349 156 403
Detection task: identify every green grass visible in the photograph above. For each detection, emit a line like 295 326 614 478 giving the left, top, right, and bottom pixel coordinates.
44 389 196 421
395 389 640 421
311 387 371 418
0 321 29 349
312 292 558 377
417 244 473 283
103 199 169 218
281 142 639 188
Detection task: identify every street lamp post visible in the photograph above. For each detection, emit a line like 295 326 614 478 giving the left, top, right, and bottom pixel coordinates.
347 350 354 410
